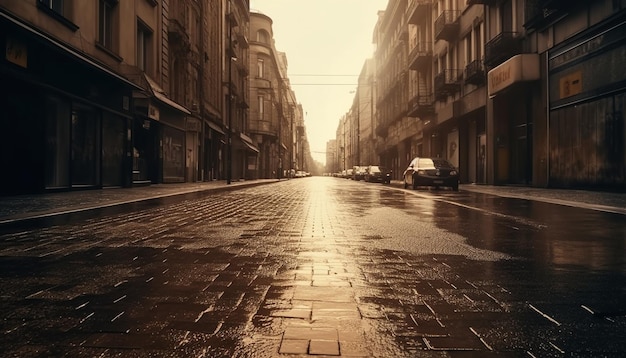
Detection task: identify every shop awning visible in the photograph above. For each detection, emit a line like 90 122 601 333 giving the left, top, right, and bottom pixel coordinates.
242 140 259 153
207 121 225 135
144 75 191 115
239 133 259 153
0 9 142 91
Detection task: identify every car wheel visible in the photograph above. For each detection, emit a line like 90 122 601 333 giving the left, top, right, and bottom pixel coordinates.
403 181 408 189
452 184 459 191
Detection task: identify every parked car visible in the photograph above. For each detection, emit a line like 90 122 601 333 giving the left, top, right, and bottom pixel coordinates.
403 157 459 191
365 165 392 184
345 168 354 179
352 166 367 181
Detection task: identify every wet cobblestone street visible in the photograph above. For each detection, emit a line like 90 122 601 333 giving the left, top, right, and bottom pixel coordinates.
1 178 625 357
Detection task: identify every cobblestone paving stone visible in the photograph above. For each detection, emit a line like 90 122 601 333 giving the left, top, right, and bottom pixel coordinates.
1 179 624 357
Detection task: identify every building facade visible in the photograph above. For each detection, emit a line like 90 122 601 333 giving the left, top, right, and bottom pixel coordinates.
1 0 158 194
343 0 625 191
1 0 311 196
249 11 301 179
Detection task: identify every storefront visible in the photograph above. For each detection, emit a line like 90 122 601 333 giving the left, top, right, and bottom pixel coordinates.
547 15 626 190
133 74 190 184
487 54 541 186
204 119 225 181
237 133 259 180
0 10 137 195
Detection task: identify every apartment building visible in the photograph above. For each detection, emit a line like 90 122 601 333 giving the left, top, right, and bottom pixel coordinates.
224 0 256 182
371 0 486 182
365 0 624 190
373 1 410 179
348 58 377 167
249 10 300 179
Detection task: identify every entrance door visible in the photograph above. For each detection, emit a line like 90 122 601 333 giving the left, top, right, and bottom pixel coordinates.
512 123 532 184
477 134 486 184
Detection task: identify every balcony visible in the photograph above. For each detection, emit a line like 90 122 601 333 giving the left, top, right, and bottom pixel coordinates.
434 10 460 42
407 94 435 117
484 32 523 68
464 60 485 85
434 69 461 100
407 0 433 25
248 120 277 137
408 42 433 70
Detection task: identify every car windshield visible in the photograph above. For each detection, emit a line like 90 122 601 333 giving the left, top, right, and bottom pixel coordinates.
369 166 381 172
417 158 454 169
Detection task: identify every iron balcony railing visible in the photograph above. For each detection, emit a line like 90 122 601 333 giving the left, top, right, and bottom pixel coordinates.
464 59 485 85
407 94 435 117
408 42 433 70
484 32 523 67
434 69 462 100
434 10 460 42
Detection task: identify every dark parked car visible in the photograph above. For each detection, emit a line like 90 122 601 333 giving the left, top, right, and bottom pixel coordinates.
403 157 459 191
352 166 367 181
365 165 391 184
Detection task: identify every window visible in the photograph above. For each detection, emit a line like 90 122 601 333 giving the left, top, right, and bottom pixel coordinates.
98 0 117 50
258 96 264 119
37 0 78 31
257 30 269 44
257 59 264 78
39 0 64 15
137 21 153 72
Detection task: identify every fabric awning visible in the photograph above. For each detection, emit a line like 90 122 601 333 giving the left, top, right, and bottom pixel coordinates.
144 75 191 115
207 121 225 135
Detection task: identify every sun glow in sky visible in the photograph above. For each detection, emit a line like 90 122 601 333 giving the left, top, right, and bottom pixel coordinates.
249 0 388 165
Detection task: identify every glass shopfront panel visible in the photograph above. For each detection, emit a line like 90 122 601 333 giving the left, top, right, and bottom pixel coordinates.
44 95 71 189
71 105 100 187
102 112 125 187
162 125 185 182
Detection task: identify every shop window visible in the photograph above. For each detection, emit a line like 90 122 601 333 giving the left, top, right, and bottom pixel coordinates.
71 105 100 187
45 95 71 189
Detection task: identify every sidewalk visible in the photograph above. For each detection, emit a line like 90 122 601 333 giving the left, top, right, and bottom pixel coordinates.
459 183 626 215
1 178 624 226
0 179 278 226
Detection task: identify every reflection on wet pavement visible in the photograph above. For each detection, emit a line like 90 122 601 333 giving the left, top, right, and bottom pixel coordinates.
0 178 625 357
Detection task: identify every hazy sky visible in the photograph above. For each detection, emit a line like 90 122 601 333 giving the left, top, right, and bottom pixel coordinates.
249 0 388 165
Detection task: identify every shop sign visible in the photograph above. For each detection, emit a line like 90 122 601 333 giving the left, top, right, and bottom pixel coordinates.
148 103 160 121
559 71 583 99
6 37 27 68
488 54 540 97
186 118 201 132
